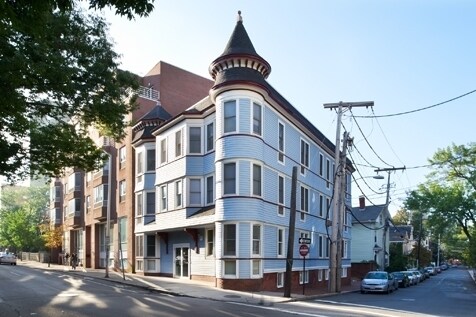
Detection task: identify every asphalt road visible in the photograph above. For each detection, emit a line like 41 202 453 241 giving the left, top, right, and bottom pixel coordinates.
275 266 476 317
1 264 475 317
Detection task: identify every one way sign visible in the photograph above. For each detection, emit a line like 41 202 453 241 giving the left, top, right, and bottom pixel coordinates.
299 237 311 244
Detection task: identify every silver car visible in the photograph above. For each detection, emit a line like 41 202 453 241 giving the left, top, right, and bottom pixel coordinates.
0 253 17 265
361 271 396 294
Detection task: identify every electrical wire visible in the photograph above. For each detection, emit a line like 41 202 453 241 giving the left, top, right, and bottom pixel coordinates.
353 89 476 118
349 108 393 167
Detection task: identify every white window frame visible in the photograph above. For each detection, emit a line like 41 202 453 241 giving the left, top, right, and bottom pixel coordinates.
252 163 262 197
252 102 262 136
175 180 182 208
206 229 214 257
223 100 237 134
299 270 309 285
277 228 285 257
175 129 182 157
146 148 156 172
223 162 237 195
119 146 126 169
160 185 167 211
206 122 214 152
278 174 285 216
278 121 285 163
206 175 214 205
300 139 309 175
189 126 202 154
189 178 201 206
119 180 126 202
160 138 167 164
251 224 261 256
300 185 309 221
326 158 331 188
223 223 237 277
277 272 284 288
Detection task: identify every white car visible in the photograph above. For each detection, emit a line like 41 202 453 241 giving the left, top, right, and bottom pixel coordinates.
0 253 17 265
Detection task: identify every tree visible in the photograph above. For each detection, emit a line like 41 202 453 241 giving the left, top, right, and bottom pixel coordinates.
392 208 411 225
0 1 155 182
40 224 64 265
0 185 49 252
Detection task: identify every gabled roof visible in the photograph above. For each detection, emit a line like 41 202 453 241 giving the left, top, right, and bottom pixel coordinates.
351 204 387 223
389 225 413 242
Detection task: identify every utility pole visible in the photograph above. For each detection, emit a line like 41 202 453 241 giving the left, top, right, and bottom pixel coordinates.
324 101 374 293
336 132 350 292
284 166 298 298
374 166 405 268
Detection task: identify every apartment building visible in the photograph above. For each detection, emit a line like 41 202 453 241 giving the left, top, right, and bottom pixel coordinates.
131 12 353 293
51 62 213 270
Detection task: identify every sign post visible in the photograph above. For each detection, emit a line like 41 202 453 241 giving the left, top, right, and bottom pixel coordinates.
299 244 309 295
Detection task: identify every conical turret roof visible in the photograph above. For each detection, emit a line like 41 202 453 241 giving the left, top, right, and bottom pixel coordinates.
209 11 271 84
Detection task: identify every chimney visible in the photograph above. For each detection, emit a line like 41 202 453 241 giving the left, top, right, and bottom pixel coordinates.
359 196 365 210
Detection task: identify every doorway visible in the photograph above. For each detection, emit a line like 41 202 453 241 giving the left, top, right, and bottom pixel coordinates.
174 245 189 278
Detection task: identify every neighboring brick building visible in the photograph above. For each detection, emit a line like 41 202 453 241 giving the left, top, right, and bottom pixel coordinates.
52 61 213 270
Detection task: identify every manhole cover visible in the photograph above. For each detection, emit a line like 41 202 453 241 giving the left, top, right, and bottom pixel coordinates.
224 295 241 298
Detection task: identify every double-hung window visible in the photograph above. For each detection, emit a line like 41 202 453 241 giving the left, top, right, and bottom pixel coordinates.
278 175 285 216
119 146 126 169
326 159 331 188
277 228 285 257
206 229 214 256
160 185 167 211
175 130 182 157
224 100 236 133
160 139 167 164
223 162 236 195
175 180 182 207
146 149 155 171
278 122 285 163
145 192 155 224
206 175 214 204
300 186 309 221
319 194 324 217
251 224 261 276
189 127 201 154
189 179 201 205
206 122 214 152
223 224 236 276
119 180 126 202
300 139 309 175
252 102 262 135
252 163 262 197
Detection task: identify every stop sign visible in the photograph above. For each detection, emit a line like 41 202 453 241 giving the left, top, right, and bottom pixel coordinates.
299 244 309 257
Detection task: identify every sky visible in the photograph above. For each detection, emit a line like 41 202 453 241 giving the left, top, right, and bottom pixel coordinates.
102 0 476 215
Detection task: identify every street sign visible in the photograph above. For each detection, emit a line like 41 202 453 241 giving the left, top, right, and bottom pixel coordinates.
299 244 309 257
299 237 311 244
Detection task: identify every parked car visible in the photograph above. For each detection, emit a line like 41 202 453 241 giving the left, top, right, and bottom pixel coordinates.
0 253 17 265
411 270 424 282
361 271 397 294
393 271 410 288
401 271 417 285
425 266 436 276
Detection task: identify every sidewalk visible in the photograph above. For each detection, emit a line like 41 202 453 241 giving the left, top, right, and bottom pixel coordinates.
19 260 360 305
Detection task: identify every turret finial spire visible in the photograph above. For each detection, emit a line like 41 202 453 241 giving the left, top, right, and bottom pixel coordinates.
237 10 242 22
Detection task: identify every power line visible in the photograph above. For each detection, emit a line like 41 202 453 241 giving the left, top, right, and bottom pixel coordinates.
353 89 476 118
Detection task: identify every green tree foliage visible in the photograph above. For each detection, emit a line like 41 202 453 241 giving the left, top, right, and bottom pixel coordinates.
392 208 411 225
0 0 155 182
0 186 49 252
386 243 409 272
404 143 476 265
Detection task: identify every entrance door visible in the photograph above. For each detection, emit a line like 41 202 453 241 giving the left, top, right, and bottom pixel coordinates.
174 246 189 278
